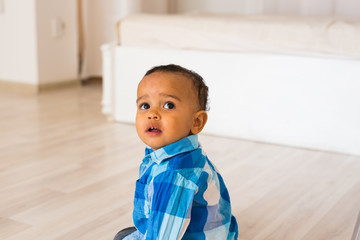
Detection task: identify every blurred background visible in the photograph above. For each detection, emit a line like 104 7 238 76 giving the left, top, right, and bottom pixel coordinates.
1 0 359 90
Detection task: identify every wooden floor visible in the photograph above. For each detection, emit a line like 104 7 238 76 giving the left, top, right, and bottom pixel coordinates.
1 81 359 240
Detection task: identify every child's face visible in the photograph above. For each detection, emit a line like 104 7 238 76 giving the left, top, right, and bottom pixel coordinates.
136 72 201 150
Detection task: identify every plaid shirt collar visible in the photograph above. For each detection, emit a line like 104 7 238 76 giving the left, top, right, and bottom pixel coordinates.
144 134 199 165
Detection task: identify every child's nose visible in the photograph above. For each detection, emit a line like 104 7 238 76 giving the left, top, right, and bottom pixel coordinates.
147 110 160 120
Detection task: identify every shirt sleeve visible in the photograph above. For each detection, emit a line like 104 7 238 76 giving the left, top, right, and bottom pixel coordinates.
123 230 144 240
145 170 198 240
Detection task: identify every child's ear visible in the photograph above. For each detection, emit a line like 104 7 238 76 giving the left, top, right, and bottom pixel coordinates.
191 110 208 135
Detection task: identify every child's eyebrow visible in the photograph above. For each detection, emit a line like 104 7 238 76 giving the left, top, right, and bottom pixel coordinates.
160 93 181 102
136 95 147 103
136 93 181 103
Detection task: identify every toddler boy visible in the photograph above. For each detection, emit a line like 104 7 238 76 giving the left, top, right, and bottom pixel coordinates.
116 64 238 240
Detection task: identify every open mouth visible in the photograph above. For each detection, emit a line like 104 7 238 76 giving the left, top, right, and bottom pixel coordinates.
147 127 162 134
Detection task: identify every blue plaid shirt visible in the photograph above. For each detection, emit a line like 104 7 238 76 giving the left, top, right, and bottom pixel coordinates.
125 135 238 240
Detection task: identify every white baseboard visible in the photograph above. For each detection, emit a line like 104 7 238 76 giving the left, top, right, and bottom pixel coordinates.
0 79 81 94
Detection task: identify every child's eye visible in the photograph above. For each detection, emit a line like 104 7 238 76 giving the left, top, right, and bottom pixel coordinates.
164 102 175 109
139 103 150 110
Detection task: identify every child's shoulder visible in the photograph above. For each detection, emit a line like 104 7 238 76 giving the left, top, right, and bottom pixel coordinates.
151 148 207 185
167 148 206 171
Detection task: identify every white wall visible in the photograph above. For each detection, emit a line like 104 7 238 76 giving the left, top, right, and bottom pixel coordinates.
0 0 78 86
142 0 169 14
0 0 38 84
334 0 360 17
80 0 142 78
80 0 169 79
0 0 172 84
264 0 360 17
35 0 78 85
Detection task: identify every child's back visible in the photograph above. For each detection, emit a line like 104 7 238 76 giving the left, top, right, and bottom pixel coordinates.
132 135 238 239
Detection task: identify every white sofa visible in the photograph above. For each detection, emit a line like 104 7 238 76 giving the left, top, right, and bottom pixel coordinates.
102 14 360 156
